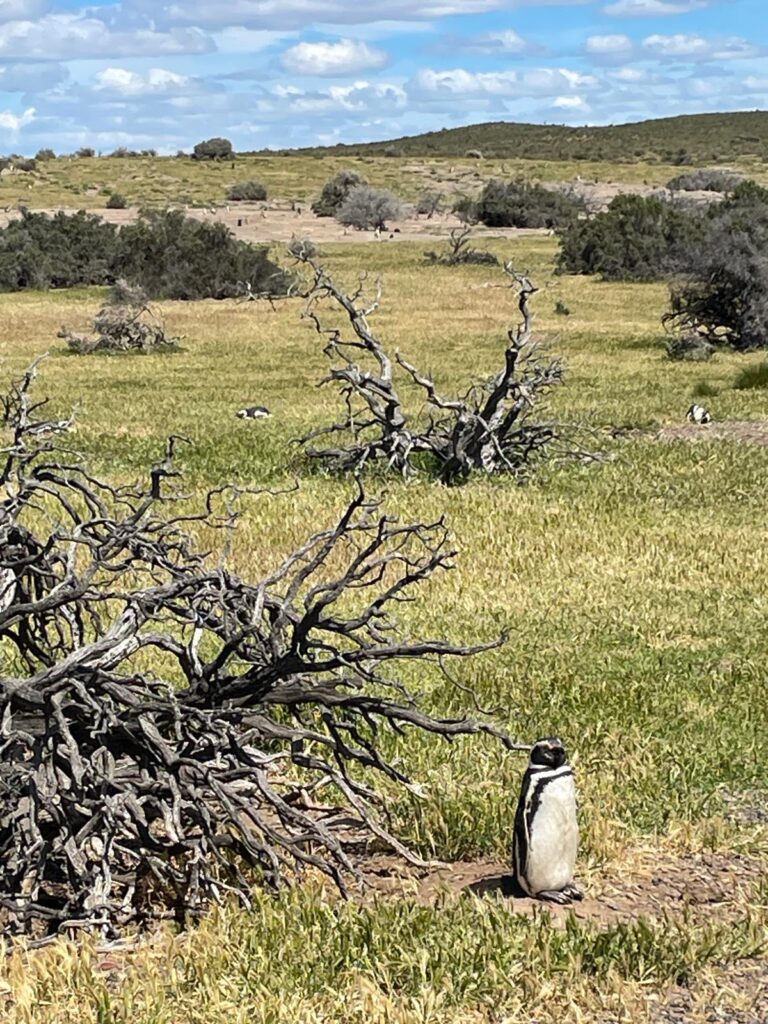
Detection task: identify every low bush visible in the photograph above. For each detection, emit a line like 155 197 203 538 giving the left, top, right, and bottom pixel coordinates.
106 193 127 209
557 194 703 282
0 208 293 299
226 181 268 202
115 209 294 300
34 148 55 161
667 168 743 192
335 185 402 231
665 332 715 362
312 169 367 217
193 137 233 161
664 183 768 350
472 178 583 229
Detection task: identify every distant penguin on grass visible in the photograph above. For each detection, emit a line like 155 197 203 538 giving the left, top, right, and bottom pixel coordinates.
686 404 711 425
512 737 582 905
236 405 271 420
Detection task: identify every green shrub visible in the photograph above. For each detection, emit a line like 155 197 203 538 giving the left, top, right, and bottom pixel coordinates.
473 178 582 229
733 362 768 389
664 184 768 350
312 169 367 217
75 147 95 158
0 209 118 290
557 194 703 282
114 209 294 300
335 185 402 231
667 168 743 192
106 193 127 209
226 181 267 202
193 137 233 161
0 208 294 300
34 148 55 161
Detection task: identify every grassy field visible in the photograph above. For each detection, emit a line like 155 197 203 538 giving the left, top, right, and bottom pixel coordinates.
1 237 767 1022
4 150 768 212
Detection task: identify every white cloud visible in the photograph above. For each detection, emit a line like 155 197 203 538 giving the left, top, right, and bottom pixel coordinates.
414 66 598 98
585 34 633 55
212 27 295 54
94 68 192 97
280 38 388 76
0 105 34 132
463 29 532 54
0 0 45 23
552 95 589 109
0 14 213 61
603 0 710 14
642 33 762 61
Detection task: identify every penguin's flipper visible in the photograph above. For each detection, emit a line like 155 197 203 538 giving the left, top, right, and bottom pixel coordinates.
535 889 573 905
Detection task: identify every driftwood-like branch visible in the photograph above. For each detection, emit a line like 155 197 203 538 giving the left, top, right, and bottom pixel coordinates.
0 360 519 940
291 246 596 483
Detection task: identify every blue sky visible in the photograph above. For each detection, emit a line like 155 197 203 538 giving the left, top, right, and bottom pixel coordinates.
0 0 765 154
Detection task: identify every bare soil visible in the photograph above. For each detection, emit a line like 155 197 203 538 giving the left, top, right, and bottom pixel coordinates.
0 203 549 246
358 849 763 930
618 421 768 447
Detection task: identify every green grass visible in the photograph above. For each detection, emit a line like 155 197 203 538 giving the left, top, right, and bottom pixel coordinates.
1 237 767 1021
733 360 768 390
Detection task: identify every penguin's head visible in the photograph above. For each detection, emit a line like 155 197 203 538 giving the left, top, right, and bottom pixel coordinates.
530 736 567 769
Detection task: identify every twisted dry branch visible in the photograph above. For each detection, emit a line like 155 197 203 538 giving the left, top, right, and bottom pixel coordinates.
289 243 598 483
0 359 520 940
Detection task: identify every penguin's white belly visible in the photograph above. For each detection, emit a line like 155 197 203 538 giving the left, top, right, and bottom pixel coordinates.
526 774 578 894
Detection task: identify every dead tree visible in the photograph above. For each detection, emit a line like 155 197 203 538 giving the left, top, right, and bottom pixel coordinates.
292 243 593 483
57 280 179 354
0 359 519 940
424 227 499 266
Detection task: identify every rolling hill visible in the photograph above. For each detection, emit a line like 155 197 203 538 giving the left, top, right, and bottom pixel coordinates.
279 111 768 165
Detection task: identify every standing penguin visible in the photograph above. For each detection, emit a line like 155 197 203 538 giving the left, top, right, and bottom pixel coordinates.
512 737 582 904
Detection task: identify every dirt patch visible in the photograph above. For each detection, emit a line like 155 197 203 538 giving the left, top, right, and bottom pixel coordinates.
0 204 548 246
358 849 764 930
618 421 768 447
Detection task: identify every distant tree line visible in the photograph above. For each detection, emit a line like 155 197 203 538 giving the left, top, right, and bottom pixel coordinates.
0 208 292 299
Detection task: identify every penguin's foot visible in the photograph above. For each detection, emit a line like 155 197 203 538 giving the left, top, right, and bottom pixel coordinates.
535 889 573 905
563 884 583 902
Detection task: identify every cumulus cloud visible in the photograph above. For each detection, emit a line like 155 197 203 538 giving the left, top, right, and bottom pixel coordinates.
642 33 762 61
94 67 193 97
459 29 536 54
280 38 388 76
413 66 597 98
603 0 710 14
0 14 213 61
585 34 633 56
0 106 35 132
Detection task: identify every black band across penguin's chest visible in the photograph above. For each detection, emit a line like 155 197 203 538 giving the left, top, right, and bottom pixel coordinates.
523 765 574 834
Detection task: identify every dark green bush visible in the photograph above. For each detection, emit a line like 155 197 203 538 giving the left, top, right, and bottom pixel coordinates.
312 169 367 217
76 147 95 158
472 178 582 229
106 193 128 209
192 137 233 161
226 181 268 202
114 209 293 300
0 209 293 300
557 194 703 282
733 362 768 389
0 209 118 290
34 148 55 161
667 168 743 192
